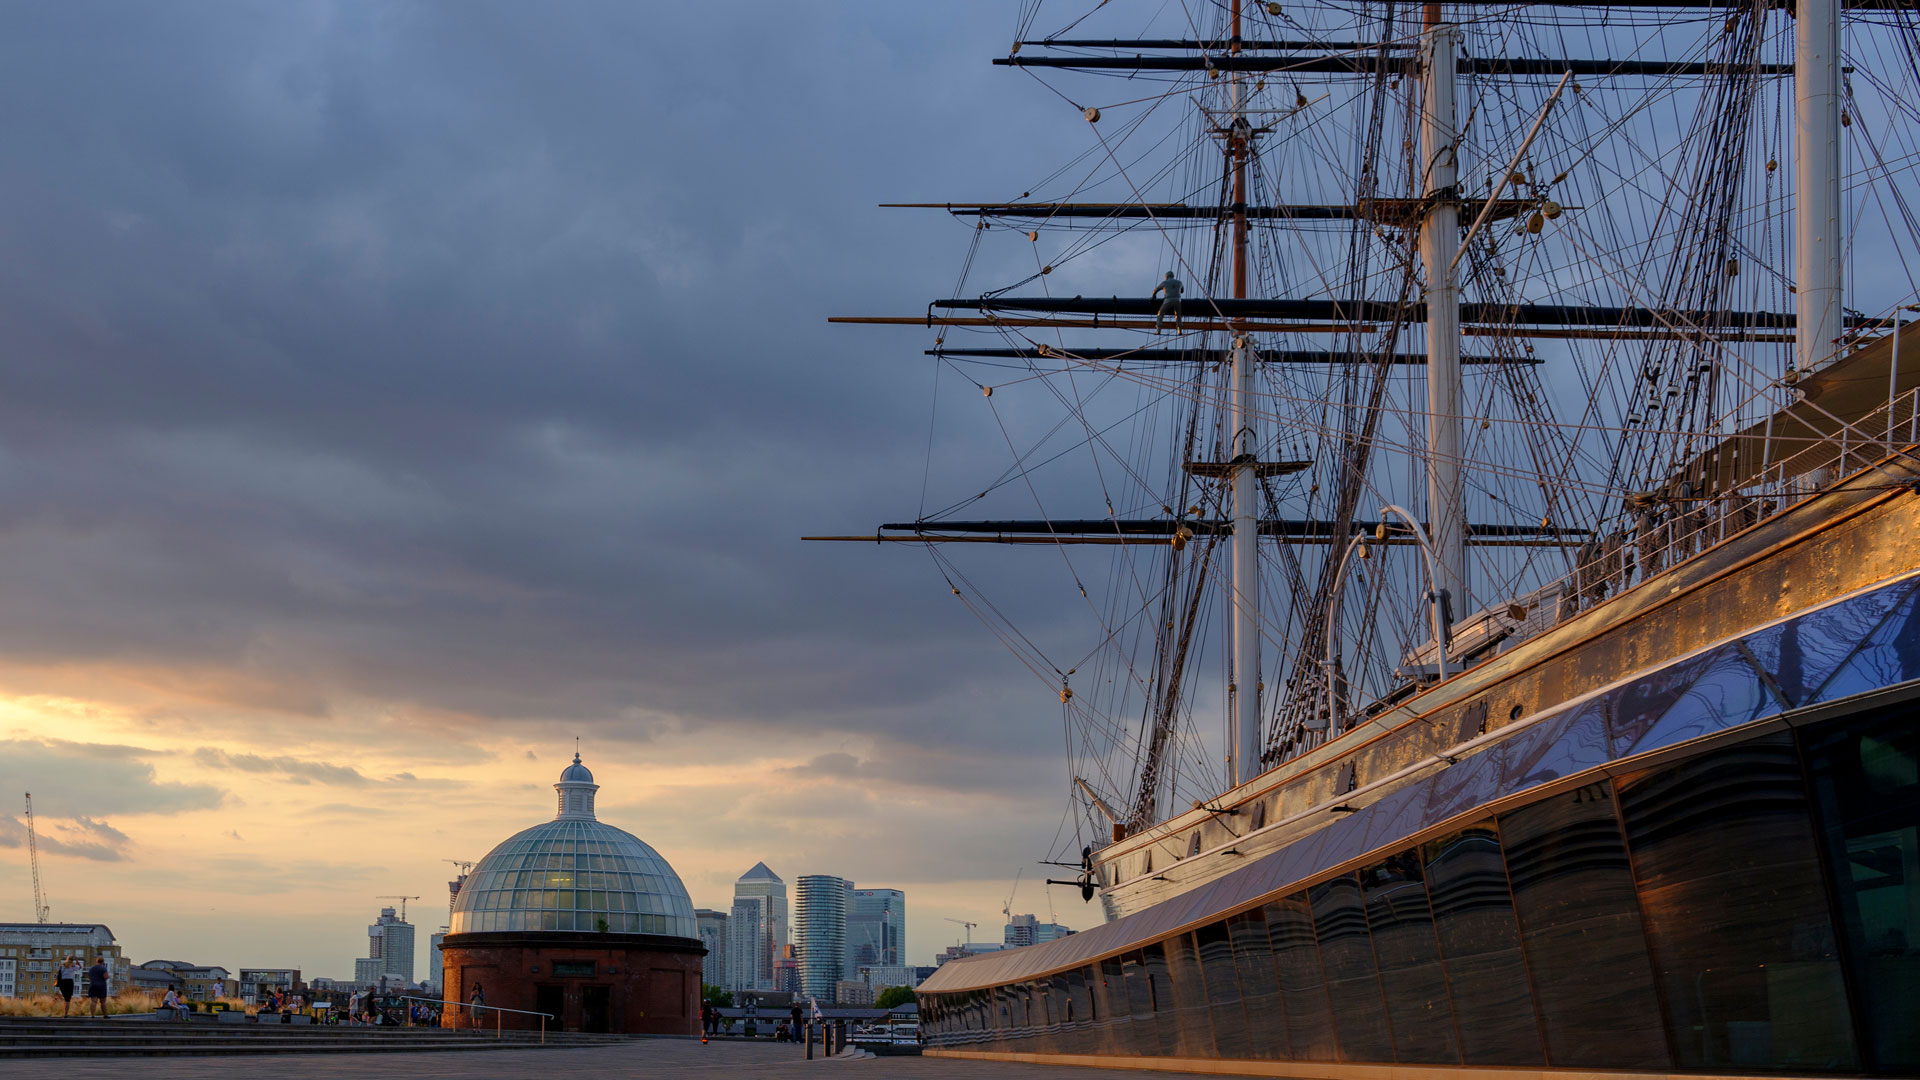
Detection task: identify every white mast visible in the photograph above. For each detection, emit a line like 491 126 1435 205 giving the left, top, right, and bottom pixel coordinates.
1420 9 1467 636
1227 1 1261 788
1796 0 1843 380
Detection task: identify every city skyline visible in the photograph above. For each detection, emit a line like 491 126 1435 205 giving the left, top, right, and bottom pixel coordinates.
0 0 1103 987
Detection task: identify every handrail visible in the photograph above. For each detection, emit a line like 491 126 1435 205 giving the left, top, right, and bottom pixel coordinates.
396 995 553 1018
395 994 554 1043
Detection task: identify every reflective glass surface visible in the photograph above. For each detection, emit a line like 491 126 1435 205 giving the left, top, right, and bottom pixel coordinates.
1163 932 1215 1057
1813 582 1920 705
1619 735 1856 1070
1265 893 1336 1061
1141 944 1179 1056
1805 707 1920 1072
1361 851 1459 1063
449 818 697 938
1226 909 1286 1060
1310 874 1393 1061
1194 921 1248 1058
1500 785 1669 1068
1120 951 1159 1056
1422 824 1544 1064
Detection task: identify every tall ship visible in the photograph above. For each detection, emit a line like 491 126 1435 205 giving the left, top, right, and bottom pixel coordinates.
826 0 1920 1074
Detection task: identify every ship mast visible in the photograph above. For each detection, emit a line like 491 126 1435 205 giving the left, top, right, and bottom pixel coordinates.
1797 0 1842 381
1420 2 1466 638
1227 0 1261 788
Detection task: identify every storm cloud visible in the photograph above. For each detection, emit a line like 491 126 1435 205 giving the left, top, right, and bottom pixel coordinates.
0 1 1078 752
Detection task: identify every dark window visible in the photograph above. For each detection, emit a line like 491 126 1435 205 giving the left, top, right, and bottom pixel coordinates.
1065 968 1093 1054
1805 706 1920 1072
1163 931 1217 1058
1194 921 1250 1058
1620 734 1856 1071
1227 908 1288 1060
1141 943 1180 1055
1265 893 1336 1060
549 961 594 978
1096 957 1129 1056
1361 851 1460 1063
1310 874 1394 1062
1422 823 1544 1065
1121 949 1144 1053
1500 783 1669 1068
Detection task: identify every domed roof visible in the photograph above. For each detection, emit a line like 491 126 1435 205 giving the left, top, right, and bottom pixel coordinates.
449 755 696 940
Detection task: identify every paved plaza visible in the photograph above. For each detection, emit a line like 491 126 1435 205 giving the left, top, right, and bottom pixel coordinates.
0 1041 1211 1079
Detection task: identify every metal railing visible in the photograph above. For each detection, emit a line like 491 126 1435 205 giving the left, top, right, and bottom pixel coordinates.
396 995 554 1043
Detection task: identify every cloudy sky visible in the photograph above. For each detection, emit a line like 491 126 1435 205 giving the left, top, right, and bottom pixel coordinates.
0 0 1109 976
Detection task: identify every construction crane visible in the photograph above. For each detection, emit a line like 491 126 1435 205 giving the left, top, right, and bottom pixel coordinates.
943 917 978 945
24 793 49 923
375 895 422 921
443 860 474 913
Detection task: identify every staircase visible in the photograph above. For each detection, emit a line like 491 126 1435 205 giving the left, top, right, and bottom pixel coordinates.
0 1016 640 1057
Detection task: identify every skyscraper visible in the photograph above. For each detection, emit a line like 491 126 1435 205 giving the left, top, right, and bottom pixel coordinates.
725 862 787 992
694 909 729 990
794 874 851 1001
1003 913 1074 948
848 888 906 970
356 905 416 986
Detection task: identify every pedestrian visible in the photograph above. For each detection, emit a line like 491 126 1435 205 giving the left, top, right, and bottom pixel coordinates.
56 956 80 1018
1152 270 1183 333
84 956 109 1018
467 981 485 1030
789 1001 803 1043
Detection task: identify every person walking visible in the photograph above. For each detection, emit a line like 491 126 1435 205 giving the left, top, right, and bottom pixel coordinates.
56 956 80 1017
84 957 109 1018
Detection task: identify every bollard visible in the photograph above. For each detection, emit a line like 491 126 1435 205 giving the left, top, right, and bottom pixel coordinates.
806 1020 814 1059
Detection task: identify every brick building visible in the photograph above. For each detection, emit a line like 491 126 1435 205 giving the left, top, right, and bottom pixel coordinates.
438 754 703 1035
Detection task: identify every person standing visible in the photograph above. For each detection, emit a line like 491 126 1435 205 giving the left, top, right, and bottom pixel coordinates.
1152 271 1184 333
789 1001 803 1043
466 981 485 1030
84 956 109 1018
56 956 80 1018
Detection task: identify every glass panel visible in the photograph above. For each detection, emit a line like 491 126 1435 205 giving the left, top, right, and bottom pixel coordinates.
1120 951 1161 1056
1751 583 1913 706
1500 783 1669 1068
1141 943 1180 1056
1504 699 1611 789
1228 908 1287 1060
1066 968 1093 1055
1096 957 1129 1056
1265 893 1336 1061
1310 874 1394 1062
1814 583 1920 704
1194 921 1249 1058
1422 823 1545 1065
1619 734 1856 1070
1163 932 1216 1057
1361 851 1460 1063
1606 649 1717 755
1626 644 1781 757
1804 706 1920 1072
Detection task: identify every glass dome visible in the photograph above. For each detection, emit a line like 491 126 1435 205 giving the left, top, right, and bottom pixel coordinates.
449 757 697 939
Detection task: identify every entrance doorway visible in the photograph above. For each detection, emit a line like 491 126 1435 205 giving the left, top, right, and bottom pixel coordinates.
582 985 611 1033
534 985 564 1031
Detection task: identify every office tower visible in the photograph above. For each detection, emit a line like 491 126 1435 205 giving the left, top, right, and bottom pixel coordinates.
725 862 786 991
848 888 906 972
694 909 728 989
794 874 851 1001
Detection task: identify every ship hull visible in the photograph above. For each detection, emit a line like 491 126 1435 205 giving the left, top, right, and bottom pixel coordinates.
917 460 1920 1075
